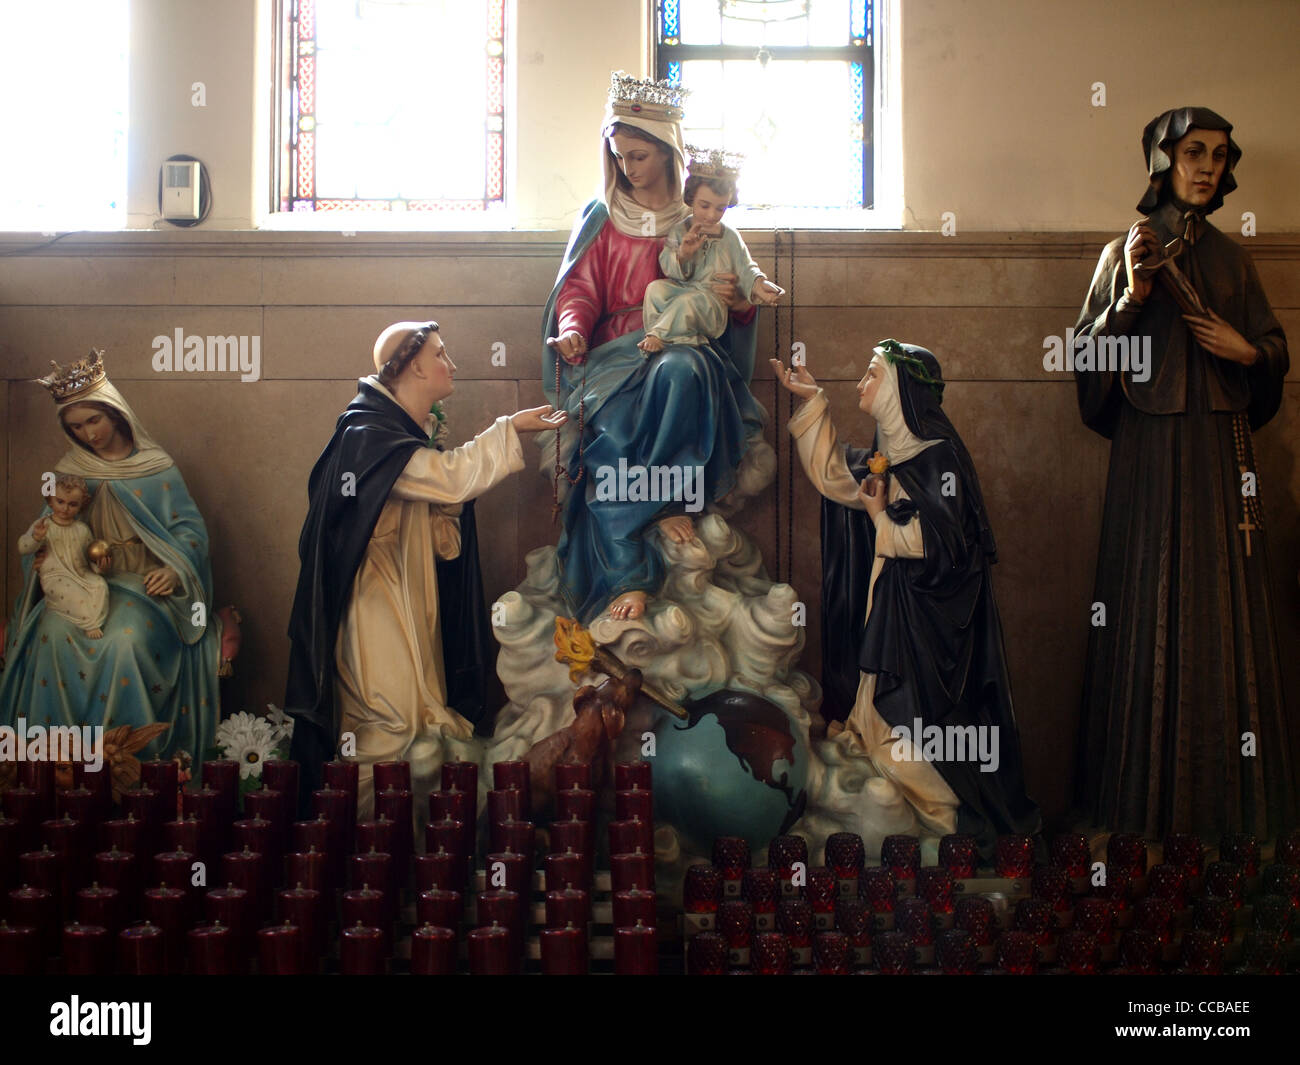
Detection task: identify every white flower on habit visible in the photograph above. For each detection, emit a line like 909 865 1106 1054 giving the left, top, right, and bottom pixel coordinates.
265 702 295 742
215 711 278 780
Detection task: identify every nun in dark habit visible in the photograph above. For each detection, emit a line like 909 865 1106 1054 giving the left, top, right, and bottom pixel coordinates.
1073 106 1293 841
772 342 1042 859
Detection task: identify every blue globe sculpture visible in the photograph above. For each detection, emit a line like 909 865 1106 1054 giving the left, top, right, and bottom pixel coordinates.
650 688 809 853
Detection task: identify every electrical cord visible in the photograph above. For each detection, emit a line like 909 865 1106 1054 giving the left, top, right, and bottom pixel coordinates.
157 153 212 227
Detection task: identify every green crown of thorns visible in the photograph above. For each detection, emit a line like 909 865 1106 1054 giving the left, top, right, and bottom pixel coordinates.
875 338 945 398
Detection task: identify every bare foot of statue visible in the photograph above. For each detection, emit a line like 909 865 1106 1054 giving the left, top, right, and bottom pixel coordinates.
657 514 696 544
608 590 648 621
84 627 103 639
638 334 664 354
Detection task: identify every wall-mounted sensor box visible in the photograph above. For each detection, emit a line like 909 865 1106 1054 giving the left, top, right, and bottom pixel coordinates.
162 160 201 219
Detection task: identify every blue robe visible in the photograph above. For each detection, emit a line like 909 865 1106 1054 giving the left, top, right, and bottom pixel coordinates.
1 467 221 764
542 200 766 621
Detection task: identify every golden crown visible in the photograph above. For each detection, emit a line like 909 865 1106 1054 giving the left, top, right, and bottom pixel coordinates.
687 144 745 180
38 349 108 402
608 71 689 122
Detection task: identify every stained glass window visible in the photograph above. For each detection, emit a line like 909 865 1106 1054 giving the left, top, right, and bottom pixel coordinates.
657 0 872 214
0 0 127 230
276 0 506 214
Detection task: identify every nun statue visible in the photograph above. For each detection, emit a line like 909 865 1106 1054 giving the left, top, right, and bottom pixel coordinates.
772 342 1042 858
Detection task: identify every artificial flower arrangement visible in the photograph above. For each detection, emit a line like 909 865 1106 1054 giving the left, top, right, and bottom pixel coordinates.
209 704 295 802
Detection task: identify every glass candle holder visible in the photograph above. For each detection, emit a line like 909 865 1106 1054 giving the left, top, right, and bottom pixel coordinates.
995 930 1038 975
1192 896 1234 946
917 867 955 915
684 865 722 914
1031 866 1072 912
860 867 896 914
767 835 808 880
1013 898 1054 945
1218 834 1259 877
686 931 727 975
1133 896 1174 944
1058 929 1100 974
1073 897 1116 945
776 898 813 947
1203 861 1245 909
752 931 791 975
1093 864 1132 913
711 837 750 881
1251 894 1293 941
938 834 979 879
1118 929 1161 974
1106 832 1147 878
994 835 1035 879
880 835 920 880
954 896 996 946
935 928 978 974
1049 834 1090 878
1275 829 1300 868
824 833 865 880
896 898 934 947
1262 864 1300 907
1162 833 1204 877
717 900 754 950
873 930 915 975
1147 863 1188 910
813 930 850 974
741 868 777 914
806 867 837 914
1240 931 1285 975
1179 929 1223 975
834 898 872 946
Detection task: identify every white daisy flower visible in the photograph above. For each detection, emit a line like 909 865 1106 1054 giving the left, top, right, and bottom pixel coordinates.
265 703 295 742
216 712 278 780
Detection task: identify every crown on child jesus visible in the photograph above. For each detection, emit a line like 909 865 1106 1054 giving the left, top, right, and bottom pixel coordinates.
608 71 690 122
686 144 745 180
38 349 108 402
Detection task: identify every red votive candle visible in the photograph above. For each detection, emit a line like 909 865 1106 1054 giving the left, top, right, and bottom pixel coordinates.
374 789 413 878
753 931 792 974
995 835 1036 879
825 832 866 881
835 898 873 947
417 888 462 930
258 922 302 975
20 846 62 910
90 850 136 910
292 817 331 855
339 922 386 975
121 789 161 852
814 929 851 974
1180 929 1223 975
11 885 56 957
187 922 234 975
540 923 588 975
1031 866 1073 913
687 932 727 975
0 816 17 893
554 764 591 791
78 763 113 816
496 818 535 860
42 815 88 893
1094 865 1132 913
918 867 956 915
545 850 586 893
153 849 195 891
1013 897 1055 945
769 835 810 880
323 759 360 808
1147 863 1188 910
372 761 411 795
312 787 353 854
477 889 523 966
614 761 652 791
880 835 920 881
608 819 646 857
142 885 188 972
285 847 329 895
141 758 180 821
742 868 778 913
615 788 653 823
441 760 478 794
343 887 390 953
429 791 475 865
118 922 166 974
995 930 1037 975
351 848 393 906
486 790 524 833
554 787 596 823
492 759 531 799
63 922 111 975
614 919 657 975
935 928 978 975
777 898 814 948
277 884 324 971
611 850 654 892
807 867 838 913
244 790 285 841
718 899 754 949
202 760 239 808
1276 829 1300 868
711 837 751 881
411 924 458 975
1263 864 1300 907
954 896 996 946
1163 833 1204 877
940 833 983 880
205 885 253 962
861 867 897 913
1192 896 1234 945
897 897 934 947
552 818 595 865
415 848 465 894
261 760 299 812
232 817 276 866
1203 861 1245 909
18 761 54 814
181 789 223 862
1050 833 1091 878
684 865 722 913
101 813 143 857
76 883 124 936
1106 832 1147 878
1219 834 1260 877
355 818 395 859
613 888 657 929
56 788 100 831
3 788 43 853
468 922 512 975
483 853 531 925
1133 897 1174 943
163 816 202 857
222 847 268 917
0 920 41 976
1075 897 1117 945
545 887 591 929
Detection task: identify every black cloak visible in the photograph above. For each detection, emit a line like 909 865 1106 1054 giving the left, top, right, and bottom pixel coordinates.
819 344 1042 856
284 379 494 807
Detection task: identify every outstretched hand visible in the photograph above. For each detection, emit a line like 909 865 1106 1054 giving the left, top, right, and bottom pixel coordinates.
769 358 819 400
511 405 568 433
752 279 784 306
546 331 588 365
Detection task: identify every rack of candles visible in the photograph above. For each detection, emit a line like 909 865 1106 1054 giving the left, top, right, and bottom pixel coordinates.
678 830 1300 975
